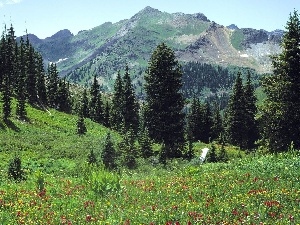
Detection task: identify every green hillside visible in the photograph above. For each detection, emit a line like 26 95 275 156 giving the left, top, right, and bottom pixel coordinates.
0 101 119 176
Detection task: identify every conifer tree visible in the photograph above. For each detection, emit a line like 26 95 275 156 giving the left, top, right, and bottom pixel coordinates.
243 72 259 149
119 129 137 169
36 54 48 106
103 101 111 127
144 43 185 158
89 74 100 121
187 97 201 143
225 72 246 148
110 71 124 131
138 128 153 158
77 100 87 135
211 102 223 141
25 40 37 104
57 79 72 113
81 89 89 118
2 25 15 121
47 63 59 108
260 10 300 152
101 132 117 170
16 37 27 120
122 65 139 134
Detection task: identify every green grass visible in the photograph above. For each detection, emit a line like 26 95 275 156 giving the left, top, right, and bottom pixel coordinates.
0 103 299 224
230 29 245 50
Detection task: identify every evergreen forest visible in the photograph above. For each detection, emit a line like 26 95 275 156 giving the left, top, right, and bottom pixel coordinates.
0 10 299 225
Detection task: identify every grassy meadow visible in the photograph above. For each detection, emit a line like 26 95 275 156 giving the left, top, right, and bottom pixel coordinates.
0 103 299 224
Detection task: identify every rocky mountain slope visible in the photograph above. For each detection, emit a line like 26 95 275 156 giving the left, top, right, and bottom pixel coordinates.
21 6 283 90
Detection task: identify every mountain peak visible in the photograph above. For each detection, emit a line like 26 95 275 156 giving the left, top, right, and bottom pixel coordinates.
140 6 160 14
193 13 210 22
46 29 73 40
227 24 239 30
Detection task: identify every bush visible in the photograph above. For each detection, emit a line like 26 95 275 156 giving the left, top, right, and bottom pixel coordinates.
8 155 25 181
83 165 121 197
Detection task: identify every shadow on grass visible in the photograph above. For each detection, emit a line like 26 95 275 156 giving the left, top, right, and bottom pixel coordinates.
4 119 21 132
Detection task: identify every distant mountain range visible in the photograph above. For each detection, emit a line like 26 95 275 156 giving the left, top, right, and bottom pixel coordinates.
20 6 283 90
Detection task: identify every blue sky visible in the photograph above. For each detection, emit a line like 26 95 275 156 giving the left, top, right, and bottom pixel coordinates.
1 0 299 39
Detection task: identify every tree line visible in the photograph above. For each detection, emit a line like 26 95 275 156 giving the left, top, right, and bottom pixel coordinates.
2 10 300 169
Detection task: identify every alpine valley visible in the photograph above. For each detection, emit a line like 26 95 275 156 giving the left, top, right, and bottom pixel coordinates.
20 6 283 91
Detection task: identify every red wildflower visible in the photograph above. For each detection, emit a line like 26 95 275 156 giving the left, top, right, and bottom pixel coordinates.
86 215 92 222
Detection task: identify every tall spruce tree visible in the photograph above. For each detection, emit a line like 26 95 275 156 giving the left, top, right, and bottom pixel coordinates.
36 54 48 106
260 10 300 152
25 39 37 104
225 72 246 148
211 102 223 141
89 74 100 121
101 132 117 170
16 37 27 120
2 25 15 121
122 65 139 134
144 43 185 158
110 71 124 131
243 72 259 149
47 63 59 108
187 97 202 143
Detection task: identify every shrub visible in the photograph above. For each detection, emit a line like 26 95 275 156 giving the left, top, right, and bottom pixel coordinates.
8 155 24 181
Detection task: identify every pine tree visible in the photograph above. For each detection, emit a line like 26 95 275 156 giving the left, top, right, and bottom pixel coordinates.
110 71 124 131
260 10 300 152
122 65 139 134
225 72 246 148
16 37 27 120
243 72 259 149
101 132 117 170
25 39 37 104
89 74 100 121
36 53 48 106
144 43 185 158
200 102 213 143
187 97 201 143
77 100 87 135
211 102 223 141
138 128 153 158
81 89 89 118
119 129 137 169
103 101 111 127
2 25 15 121
47 63 59 108
57 79 72 113
207 144 217 163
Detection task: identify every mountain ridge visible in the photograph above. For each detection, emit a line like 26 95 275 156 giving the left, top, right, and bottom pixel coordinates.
19 6 283 89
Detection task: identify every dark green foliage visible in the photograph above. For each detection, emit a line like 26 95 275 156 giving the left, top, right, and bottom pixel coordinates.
138 128 153 158
47 63 59 108
110 71 124 131
187 98 213 143
206 144 217 163
144 43 185 158
225 72 246 148
260 10 300 152
101 132 117 170
77 99 87 135
81 89 89 118
36 54 48 106
87 149 97 165
2 73 12 121
25 43 37 104
225 71 258 149
122 65 139 134
8 156 24 181
243 72 259 149
211 102 223 141
16 37 27 120
218 143 229 162
57 79 72 113
89 74 103 123
103 101 111 127
119 129 137 169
